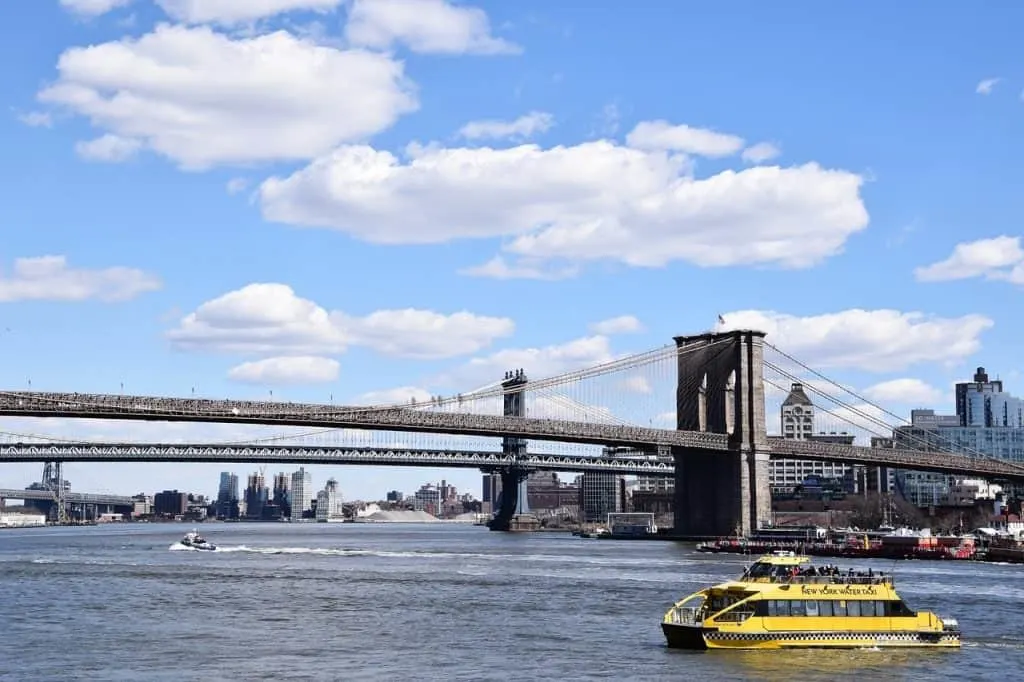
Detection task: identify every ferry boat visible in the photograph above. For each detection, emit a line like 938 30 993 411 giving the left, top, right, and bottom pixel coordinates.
662 551 960 650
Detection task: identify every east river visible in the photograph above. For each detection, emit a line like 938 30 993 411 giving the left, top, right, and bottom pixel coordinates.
0 523 1019 681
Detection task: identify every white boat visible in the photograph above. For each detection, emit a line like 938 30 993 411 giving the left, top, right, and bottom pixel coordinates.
180 530 216 551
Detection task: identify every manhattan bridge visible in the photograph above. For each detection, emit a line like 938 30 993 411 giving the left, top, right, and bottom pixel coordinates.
1 330 1021 534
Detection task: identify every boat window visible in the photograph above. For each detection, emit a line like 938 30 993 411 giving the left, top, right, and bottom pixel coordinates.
803 600 819 617
833 601 847 617
817 600 833 617
887 600 915 617
846 600 862 617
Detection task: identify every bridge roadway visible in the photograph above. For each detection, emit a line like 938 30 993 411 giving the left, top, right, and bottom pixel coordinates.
0 443 676 476
2 390 1023 480
0 488 133 506
2 440 1024 480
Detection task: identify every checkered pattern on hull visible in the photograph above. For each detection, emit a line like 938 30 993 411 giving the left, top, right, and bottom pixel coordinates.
706 631 960 646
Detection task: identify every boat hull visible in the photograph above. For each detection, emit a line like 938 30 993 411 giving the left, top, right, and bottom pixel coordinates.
662 623 960 650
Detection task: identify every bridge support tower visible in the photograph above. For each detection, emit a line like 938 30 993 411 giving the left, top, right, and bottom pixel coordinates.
672 330 770 538
41 461 68 525
487 369 540 532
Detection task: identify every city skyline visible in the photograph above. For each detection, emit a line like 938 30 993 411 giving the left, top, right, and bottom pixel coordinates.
2 1 1022 498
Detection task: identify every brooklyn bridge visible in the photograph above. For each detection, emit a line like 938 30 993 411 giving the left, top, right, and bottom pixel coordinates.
1 330 1020 534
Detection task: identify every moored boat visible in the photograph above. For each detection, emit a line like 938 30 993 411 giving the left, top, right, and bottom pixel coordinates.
662 551 960 650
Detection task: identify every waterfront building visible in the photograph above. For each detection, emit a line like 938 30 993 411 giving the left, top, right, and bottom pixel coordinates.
771 383 857 494
579 448 625 522
290 468 313 521
272 472 291 518
153 490 188 517
315 478 344 522
413 483 441 516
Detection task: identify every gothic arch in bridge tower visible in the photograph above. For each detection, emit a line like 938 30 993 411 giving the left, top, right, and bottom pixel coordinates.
672 330 771 538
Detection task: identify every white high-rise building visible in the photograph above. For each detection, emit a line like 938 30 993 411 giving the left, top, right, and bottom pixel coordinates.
316 478 344 522
290 467 313 521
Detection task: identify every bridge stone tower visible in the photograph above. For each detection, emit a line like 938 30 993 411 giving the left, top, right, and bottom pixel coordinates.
672 330 770 537
487 369 536 531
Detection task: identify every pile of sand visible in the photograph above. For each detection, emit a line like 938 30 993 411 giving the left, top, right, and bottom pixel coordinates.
360 510 439 523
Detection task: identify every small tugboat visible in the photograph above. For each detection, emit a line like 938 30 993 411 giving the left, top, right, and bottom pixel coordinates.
180 530 217 551
662 551 960 650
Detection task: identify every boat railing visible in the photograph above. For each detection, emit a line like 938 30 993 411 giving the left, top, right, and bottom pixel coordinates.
711 609 755 623
745 575 892 586
665 606 700 626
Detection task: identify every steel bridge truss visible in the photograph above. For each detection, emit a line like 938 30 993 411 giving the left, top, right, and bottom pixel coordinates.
0 443 677 477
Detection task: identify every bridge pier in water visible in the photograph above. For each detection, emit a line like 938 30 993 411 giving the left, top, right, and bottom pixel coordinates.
672 330 771 538
487 369 540 532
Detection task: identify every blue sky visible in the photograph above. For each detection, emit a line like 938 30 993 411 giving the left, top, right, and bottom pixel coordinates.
1 0 1023 500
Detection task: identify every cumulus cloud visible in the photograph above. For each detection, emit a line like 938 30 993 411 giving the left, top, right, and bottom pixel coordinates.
259 124 868 274
227 356 340 385
741 142 781 163
458 112 553 141
458 256 577 281
624 120 745 157
75 134 141 163
914 236 1024 285
0 256 160 303
719 308 993 372
589 315 644 335
862 378 945 406
155 0 343 25
437 335 616 389
39 24 417 169
60 0 133 16
344 0 519 55
167 283 514 360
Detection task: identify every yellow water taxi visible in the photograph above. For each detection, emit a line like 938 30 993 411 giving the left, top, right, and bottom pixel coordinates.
662 551 960 650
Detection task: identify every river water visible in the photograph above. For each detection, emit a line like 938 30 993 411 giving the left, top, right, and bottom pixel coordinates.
0 523 1017 681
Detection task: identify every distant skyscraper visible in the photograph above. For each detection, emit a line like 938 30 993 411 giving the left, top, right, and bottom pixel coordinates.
244 471 268 519
291 468 313 521
216 471 239 520
272 472 291 517
316 478 344 522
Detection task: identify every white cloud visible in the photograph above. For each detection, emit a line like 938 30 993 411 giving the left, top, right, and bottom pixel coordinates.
259 133 868 273
155 0 342 26
0 256 161 303
976 77 1001 95
719 308 993 372
355 386 434 405
226 178 249 195
622 376 652 394
437 335 615 388
167 283 514 360
914 236 1024 284
75 134 141 163
227 356 340 385
458 256 577 280
18 111 52 128
458 111 553 141
862 378 945 406
39 24 417 169
741 141 781 163
344 0 519 55
589 315 644 335
624 120 744 157
60 0 134 16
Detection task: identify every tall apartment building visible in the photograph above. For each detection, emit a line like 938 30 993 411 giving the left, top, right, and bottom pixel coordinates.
290 467 313 521
894 367 1024 505
216 472 239 520
316 478 344 522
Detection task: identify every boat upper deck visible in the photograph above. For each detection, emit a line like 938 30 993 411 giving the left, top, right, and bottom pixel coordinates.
738 553 893 586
